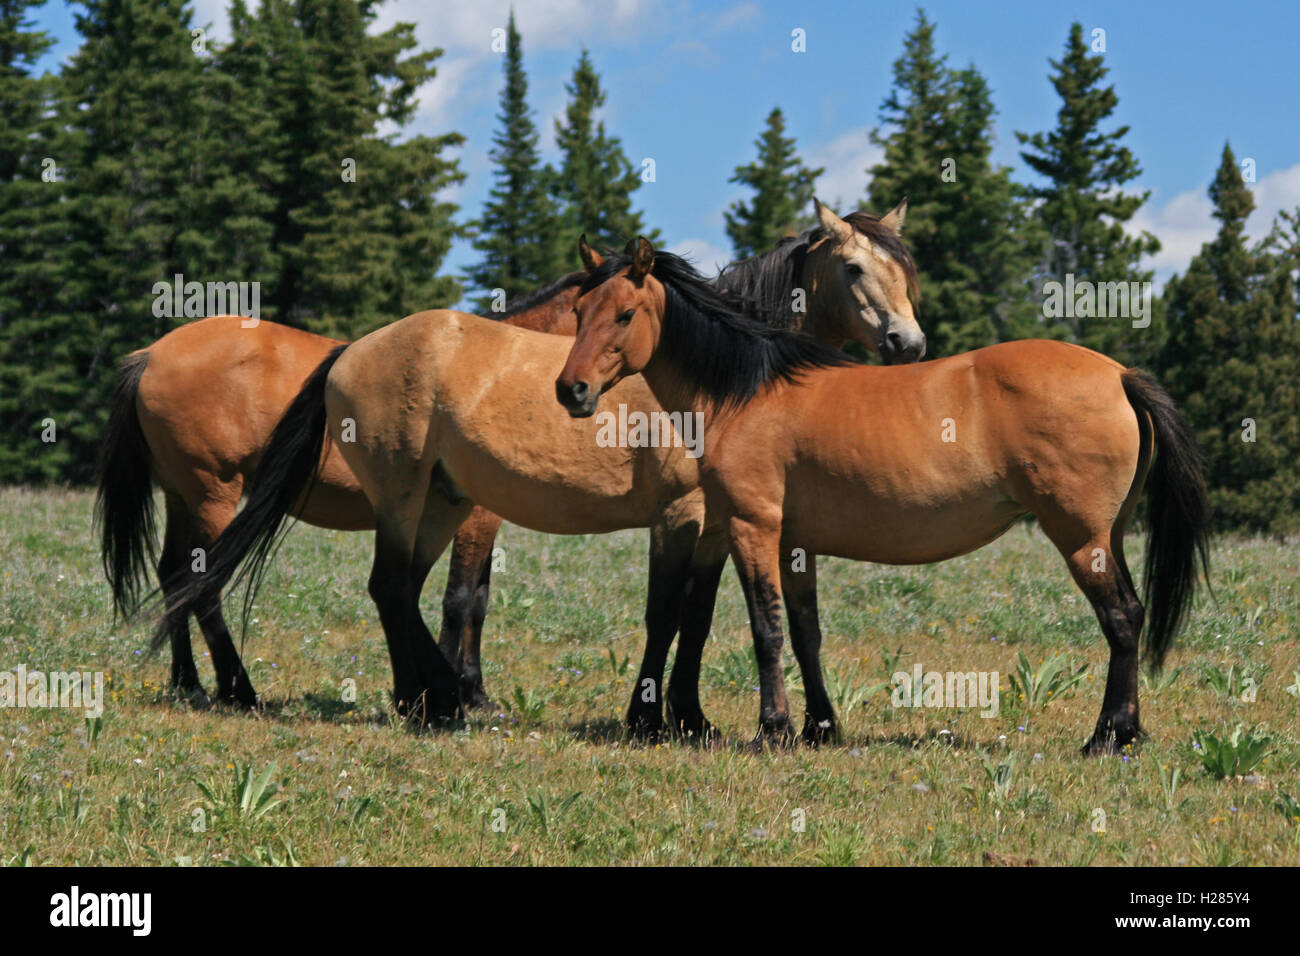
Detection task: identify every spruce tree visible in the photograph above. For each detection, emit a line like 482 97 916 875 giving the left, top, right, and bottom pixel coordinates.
1158 144 1300 534
867 10 1040 356
724 107 822 259
467 11 565 312
549 49 653 256
1016 22 1159 363
0 0 64 480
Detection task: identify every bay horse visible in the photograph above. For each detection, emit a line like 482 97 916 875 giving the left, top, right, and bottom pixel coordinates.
152 202 927 733
555 237 1211 755
97 271 588 709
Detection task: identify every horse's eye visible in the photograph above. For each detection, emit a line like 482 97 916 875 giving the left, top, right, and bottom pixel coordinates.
845 263 863 278
616 309 635 325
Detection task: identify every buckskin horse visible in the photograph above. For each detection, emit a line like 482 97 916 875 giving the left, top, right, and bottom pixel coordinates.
97 271 589 709
151 201 927 733
555 237 1210 755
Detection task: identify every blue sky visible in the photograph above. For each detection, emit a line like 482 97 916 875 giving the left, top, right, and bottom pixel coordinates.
31 0 1300 300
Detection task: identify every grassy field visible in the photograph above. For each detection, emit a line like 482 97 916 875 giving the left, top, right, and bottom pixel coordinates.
1 485 1297 866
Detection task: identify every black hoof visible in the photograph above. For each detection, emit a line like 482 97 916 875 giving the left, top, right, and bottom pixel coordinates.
460 681 495 712
801 714 838 748
173 682 212 708
666 698 712 741
1082 718 1147 756
626 708 664 742
751 715 797 751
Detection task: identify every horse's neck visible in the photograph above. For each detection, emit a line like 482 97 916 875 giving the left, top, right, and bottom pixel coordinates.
640 351 723 430
503 294 578 335
797 255 847 349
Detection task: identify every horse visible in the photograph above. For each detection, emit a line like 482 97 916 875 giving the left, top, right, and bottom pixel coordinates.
554 237 1211 754
153 201 927 733
97 271 588 709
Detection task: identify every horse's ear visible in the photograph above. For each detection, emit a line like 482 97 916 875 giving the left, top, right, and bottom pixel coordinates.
623 239 637 256
814 197 853 244
629 236 654 283
880 197 908 235
578 234 603 271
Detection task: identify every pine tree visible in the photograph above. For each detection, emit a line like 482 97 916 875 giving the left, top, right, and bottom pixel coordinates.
467 11 565 312
0 0 211 483
1158 144 1300 534
549 49 653 255
867 10 1040 356
259 0 464 338
1016 22 1159 363
0 0 64 480
725 107 822 259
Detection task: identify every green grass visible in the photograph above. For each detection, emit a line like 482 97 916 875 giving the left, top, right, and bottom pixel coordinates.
1 486 1298 865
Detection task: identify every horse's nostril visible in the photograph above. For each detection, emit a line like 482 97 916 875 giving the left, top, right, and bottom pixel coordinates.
886 331 904 350
572 381 589 401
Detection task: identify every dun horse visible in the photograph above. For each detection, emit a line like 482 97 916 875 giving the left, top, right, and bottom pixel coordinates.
97 271 589 708
154 202 927 733
556 237 1210 754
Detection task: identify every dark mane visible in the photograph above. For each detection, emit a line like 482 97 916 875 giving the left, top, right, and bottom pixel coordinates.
497 270 587 319
581 250 858 409
714 211 920 317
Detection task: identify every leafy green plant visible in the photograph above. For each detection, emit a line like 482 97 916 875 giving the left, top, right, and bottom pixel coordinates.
1191 725 1273 779
1156 760 1184 812
605 646 631 679
879 643 906 680
1006 651 1088 710
5 846 34 867
979 752 1016 800
526 790 582 834
84 715 104 747
1284 670 1300 698
503 685 548 725
1201 663 1264 700
229 838 300 867
706 648 757 693
1275 793 1300 825
822 661 887 719
1140 666 1183 691
196 762 283 823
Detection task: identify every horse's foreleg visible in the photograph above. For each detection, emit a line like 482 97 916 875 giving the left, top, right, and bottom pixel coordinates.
781 553 837 746
729 515 795 747
666 556 726 741
627 523 696 739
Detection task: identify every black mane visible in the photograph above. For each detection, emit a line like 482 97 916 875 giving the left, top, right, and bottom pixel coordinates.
497 270 587 319
714 211 920 322
580 250 858 409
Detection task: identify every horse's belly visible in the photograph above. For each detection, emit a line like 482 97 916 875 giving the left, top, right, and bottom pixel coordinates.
785 478 1025 565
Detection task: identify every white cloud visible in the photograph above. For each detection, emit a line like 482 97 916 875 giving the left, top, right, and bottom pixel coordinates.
1130 161 1300 283
190 0 230 41
668 237 732 275
805 127 883 213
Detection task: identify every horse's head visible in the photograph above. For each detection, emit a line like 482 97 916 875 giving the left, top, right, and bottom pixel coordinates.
804 198 925 364
556 236 664 417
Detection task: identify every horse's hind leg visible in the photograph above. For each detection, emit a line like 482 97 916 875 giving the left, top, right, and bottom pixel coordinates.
782 553 838 746
159 494 205 703
192 494 258 708
1042 520 1146 755
435 506 501 709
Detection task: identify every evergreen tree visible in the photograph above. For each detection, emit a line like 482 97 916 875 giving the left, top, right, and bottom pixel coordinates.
724 107 822 259
1 0 211 483
549 49 653 255
467 11 564 312
1158 144 1300 535
1016 22 1159 363
867 10 1040 356
0 0 64 480
258 0 464 337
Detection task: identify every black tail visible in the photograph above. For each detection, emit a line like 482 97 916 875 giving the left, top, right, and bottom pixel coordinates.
148 344 348 653
95 352 157 620
1122 368 1212 670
